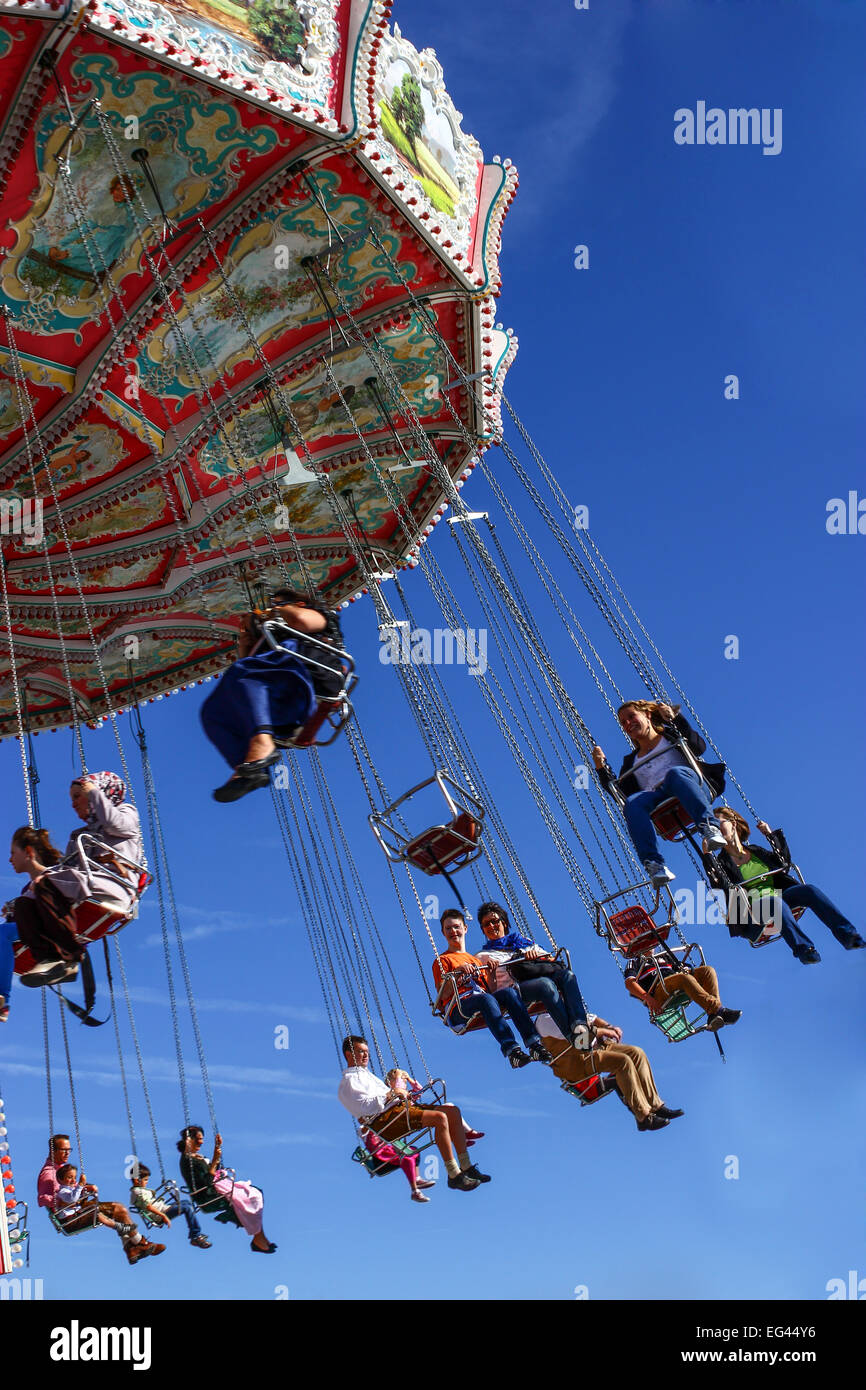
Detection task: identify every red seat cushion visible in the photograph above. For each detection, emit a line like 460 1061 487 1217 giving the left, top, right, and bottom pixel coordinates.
406 813 481 874
651 798 695 841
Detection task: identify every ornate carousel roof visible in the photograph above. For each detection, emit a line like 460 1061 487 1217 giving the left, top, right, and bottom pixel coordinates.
0 0 518 733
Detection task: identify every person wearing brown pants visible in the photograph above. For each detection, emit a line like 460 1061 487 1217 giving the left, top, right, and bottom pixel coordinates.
624 952 741 1031
535 1012 682 1131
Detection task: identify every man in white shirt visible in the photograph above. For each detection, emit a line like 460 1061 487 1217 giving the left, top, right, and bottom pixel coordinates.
338 1036 489 1191
534 1012 684 1132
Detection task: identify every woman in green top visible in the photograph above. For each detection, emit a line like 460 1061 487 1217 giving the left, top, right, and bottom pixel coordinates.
178 1126 276 1252
702 808 864 964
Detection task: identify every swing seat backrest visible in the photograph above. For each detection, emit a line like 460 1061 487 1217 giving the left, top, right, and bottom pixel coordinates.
650 798 696 842
405 812 483 875
607 904 671 957
561 1075 614 1106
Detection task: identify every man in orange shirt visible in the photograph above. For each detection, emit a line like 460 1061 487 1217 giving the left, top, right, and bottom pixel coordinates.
433 910 551 1069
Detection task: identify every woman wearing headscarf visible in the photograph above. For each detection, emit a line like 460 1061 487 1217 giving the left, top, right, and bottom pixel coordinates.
200 587 343 803
9 770 143 987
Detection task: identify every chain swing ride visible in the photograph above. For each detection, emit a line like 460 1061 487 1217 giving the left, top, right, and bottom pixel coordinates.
0 0 801 1264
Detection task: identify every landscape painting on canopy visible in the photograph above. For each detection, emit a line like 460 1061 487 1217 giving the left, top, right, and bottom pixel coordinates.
378 57 462 219
153 0 310 65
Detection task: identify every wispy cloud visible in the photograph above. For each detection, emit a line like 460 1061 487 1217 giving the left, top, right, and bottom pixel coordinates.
136 901 296 948
122 986 325 1023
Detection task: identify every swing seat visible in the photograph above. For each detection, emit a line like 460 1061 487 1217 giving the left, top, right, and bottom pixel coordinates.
650 798 695 842
282 694 353 749
404 813 483 875
261 620 357 749
561 1075 616 1106
606 904 671 958
352 1136 418 1178
182 1167 237 1214
48 1202 101 1237
370 770 485 873
651 991 707 1042
12 835 150 976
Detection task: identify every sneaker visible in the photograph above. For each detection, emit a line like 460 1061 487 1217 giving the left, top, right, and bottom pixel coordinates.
507 1048 531 1069
463 1128 485 1142
463 1164 491 1183
698 820 725 851
718 1007 742 1026
410 1190 431 1203
706 1012 725 1031
190 1234 212 1248
56 961 80 984
636 1113 669 1131
570 1022 593 1052
528 1041 552 1064
643 859 676 888
447 1172 480 1192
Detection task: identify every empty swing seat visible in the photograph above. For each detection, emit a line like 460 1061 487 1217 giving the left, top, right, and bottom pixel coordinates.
404 812 483 875
370 770 485 874
650 798 696 842
606 904 671 958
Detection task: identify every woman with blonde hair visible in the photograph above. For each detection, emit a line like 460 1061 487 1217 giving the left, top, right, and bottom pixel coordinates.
592 700 726 887
703 808 864 964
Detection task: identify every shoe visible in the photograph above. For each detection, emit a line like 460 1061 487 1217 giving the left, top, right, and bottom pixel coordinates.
528 1041 552 1064
126 1242 144 1266
698 820 725 851
463 1164 491 1183
842 935 866 950
56 961 80 984
706 1011 725 1031
411 1190 431 1203
507 1048 531 1069
213 764 273 803
415 1178 436 1190
447 1172 480 1192
0 1006 8 1023
463 1128 485 1142
190 1234 212 1248
654 1106 684 1120
636 1113 670 1131
19 959 69 988
794 947 821 965
250 1239 277 1253
718 1007 742 1026
570 1022 593 1052
141 1241 165 1258
643 859 675 887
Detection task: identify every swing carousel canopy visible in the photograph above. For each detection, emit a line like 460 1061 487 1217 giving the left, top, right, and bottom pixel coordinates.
0 0 518 734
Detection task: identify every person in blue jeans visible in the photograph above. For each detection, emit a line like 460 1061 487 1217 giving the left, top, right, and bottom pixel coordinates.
433 912 552 1069
593 700 727 887
0 913 16 1022
474 900 592 1052
130 1164 211 1248
201 588 341 803
702 808 865 965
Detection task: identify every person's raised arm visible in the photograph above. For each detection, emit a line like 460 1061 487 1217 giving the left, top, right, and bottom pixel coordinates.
79 780 140 839
271 601 328 636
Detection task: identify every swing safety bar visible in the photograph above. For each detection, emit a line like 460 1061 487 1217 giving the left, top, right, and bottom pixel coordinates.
369 770 485 871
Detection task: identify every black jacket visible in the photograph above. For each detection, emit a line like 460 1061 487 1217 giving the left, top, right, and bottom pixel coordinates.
701 827 797 939
598 713 726 802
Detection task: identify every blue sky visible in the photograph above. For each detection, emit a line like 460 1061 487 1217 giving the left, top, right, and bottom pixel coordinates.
1 0 864 1302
